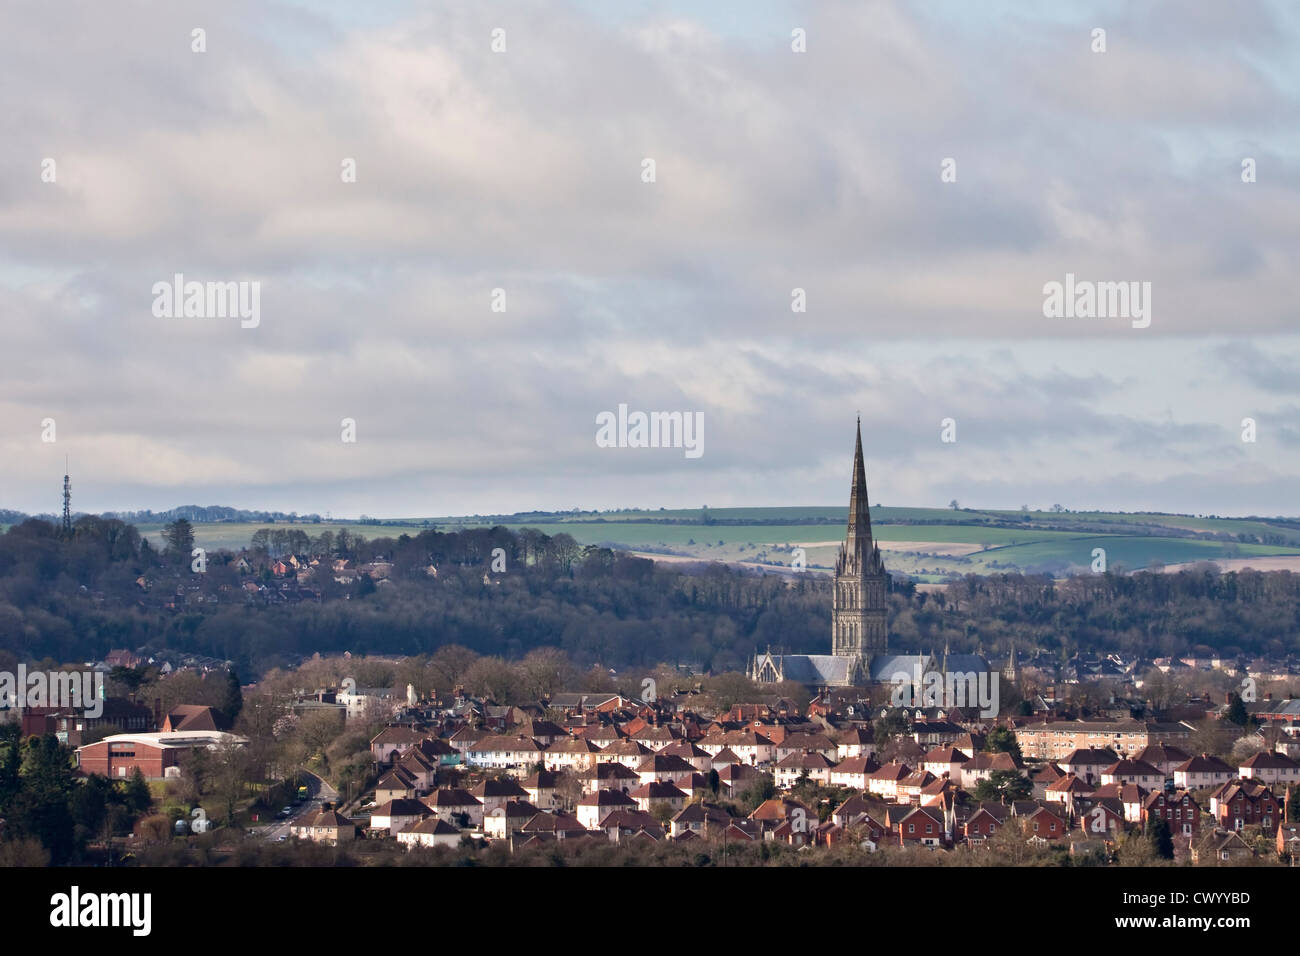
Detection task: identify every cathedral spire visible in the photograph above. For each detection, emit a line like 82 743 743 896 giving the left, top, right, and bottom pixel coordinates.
845 417 875 566
833 418 888 665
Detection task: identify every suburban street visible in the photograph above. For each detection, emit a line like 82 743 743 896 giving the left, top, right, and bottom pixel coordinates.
258 771 340 842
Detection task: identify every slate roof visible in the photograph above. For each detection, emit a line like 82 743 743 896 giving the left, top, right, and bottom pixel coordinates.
868 653 990 682
769 655 859 685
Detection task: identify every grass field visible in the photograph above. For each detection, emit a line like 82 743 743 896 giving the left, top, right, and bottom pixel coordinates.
132 505 1300 578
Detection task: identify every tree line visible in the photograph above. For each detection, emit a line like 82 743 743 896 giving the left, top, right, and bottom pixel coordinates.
1 516 1298 680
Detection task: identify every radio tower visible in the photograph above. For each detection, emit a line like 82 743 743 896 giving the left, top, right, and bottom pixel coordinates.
62 456 72 536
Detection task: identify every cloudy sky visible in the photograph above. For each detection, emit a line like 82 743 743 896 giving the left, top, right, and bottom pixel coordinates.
2 0 1298 519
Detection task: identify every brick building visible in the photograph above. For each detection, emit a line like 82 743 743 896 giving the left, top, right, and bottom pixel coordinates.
75 730 246 780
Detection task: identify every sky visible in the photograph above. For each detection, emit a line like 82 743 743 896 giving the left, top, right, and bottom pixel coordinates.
1 1 1298 519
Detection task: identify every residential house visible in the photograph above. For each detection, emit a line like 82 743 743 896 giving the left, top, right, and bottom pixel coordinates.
896 806 947 847
371 726 427 764
828 754 879 791
866 762 912 800
1089 783 1146 824
669 802 734 839
630 724 681 752
579 761 641 795
1239 750 1300 785
1173 754 1235 790
396 748 438 793
289 805 356 845
1044 774 1094 814
544 736 602 773
375 768 417 804
1100 759 1165 790
470 778 530 815
576 789 639 830
921 746 970 781
896 770 937 804
960 751 1021 791
635 753 698 787
521 770 561 810
697 729 776 766
482 799 540 839
463 735 546 775
749 797 812 838
773 732 837 763
1136 743 1191 777
1077 800 1124 841
656 739 713 773
715 763 766 798
963 804 1009 844
1023 805 1068 843
1209 779 1281 833
369 798 432 836
1059 748 1121 785
773 751 835 790
1194 830 1255 864
423 788 483 827
1142 789 1201 840
629 780 687 815
596 738 655 769
597 810 666 843
518 810 588 841
396 817 461 849
835 727 876 761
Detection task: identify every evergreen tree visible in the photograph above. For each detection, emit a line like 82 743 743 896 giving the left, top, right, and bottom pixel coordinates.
1224 694 1251 728
986 727 1023 762
12 735 77 863
1146 817 1174 859
162 518 196 559
220 668 244 724
124 768 153 816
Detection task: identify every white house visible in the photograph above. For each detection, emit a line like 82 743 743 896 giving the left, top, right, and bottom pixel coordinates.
1172 754 1235 790
396 817 461 849
1239 751 1300 785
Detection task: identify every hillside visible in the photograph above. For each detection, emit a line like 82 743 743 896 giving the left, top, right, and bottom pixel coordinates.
434 506 1300 580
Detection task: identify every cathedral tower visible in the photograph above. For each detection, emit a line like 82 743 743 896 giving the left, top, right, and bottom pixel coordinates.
832 418 888 662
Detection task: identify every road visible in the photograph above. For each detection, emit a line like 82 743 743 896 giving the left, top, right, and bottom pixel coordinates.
258 771 340 842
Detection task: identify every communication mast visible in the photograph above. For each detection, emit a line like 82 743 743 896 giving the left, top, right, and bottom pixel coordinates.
62 456 72 536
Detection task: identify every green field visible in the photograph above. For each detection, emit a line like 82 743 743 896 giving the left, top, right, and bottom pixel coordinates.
133 505 1300 578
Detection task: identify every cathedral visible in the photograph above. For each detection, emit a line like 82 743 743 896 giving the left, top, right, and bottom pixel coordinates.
750 419 987 690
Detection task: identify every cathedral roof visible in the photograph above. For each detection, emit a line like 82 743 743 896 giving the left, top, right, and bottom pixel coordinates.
868 653 991 682
766 655 861 686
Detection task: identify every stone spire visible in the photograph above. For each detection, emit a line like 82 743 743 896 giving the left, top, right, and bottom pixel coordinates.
832 418 889 662
837 417 884 577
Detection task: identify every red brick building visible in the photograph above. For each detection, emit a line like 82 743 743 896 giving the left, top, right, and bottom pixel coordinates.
1209 779 1281 834
75 730 245 780
20 697 154 747
1142 789 1202 839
